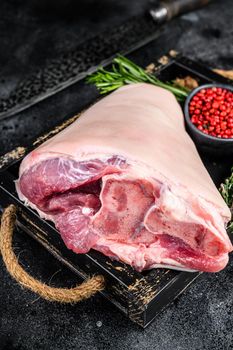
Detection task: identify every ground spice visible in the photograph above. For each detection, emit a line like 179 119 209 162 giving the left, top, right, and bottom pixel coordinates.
189 87 233 138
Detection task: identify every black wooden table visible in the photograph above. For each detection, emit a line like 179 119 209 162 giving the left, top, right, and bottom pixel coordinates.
0 1 233 349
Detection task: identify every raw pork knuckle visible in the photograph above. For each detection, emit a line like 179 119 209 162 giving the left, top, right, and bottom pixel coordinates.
16 84 232 272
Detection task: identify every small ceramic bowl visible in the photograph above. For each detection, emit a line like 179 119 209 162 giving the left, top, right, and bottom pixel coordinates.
184 83 233 157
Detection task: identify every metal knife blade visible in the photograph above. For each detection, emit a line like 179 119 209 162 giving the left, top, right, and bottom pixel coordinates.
0 0 213 121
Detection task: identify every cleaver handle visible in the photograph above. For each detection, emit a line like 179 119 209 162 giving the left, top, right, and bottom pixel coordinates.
150 0 213 23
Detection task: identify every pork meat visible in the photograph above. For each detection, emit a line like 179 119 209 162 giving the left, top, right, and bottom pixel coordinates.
16 83 232 272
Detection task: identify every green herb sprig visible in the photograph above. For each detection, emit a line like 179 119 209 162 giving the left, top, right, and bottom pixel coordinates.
220 167 233 233
220 167 233 209
87 55 189 102
227 221 233 234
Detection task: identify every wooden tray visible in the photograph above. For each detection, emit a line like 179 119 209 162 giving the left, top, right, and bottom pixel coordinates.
0 51 232 328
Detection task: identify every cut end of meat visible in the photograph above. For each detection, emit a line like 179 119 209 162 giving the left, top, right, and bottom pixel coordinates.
18 154 233 273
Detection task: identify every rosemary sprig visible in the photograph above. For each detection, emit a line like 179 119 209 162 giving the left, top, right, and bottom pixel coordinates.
87 55 189 102
220 167 233 209
227 221 233 234
220 168 233 234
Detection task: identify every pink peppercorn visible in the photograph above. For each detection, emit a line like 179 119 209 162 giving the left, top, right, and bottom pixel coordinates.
189 87 233 138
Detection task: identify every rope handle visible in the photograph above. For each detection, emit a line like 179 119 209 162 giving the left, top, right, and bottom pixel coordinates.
0 205 105 303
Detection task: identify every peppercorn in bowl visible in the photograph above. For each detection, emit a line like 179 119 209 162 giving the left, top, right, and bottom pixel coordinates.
184 83 233 157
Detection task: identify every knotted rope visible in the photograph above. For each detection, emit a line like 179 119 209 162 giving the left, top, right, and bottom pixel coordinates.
0 205 105 302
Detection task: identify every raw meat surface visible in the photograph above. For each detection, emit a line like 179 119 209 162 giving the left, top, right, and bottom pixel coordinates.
17 83 232 272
